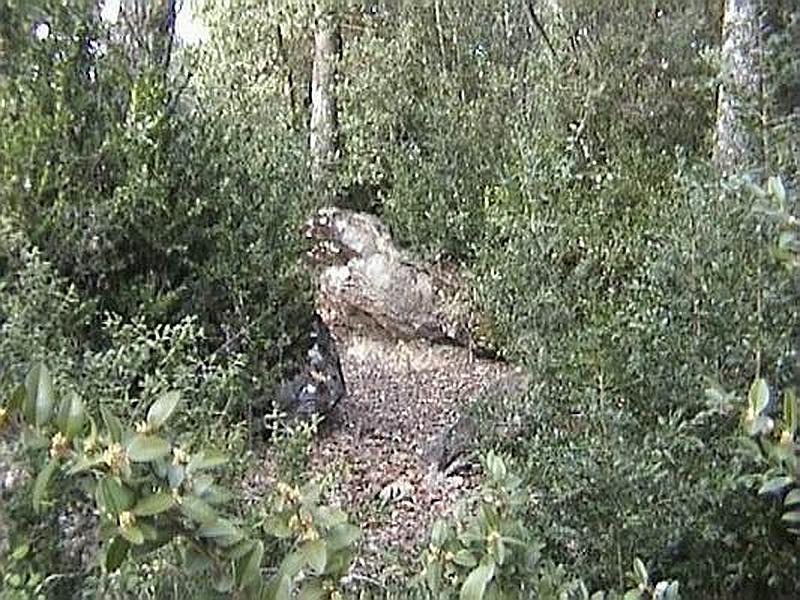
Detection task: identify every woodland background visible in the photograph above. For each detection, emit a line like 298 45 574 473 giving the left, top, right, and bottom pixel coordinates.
0 0 799 598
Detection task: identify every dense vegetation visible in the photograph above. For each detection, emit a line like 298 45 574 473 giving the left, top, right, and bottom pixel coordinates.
0 0 798 598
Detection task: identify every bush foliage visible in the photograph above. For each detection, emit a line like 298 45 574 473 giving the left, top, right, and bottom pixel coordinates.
1 0 799 598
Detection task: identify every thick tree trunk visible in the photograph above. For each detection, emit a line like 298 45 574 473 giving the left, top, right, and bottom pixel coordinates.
714 0 763 176
309 10 341 200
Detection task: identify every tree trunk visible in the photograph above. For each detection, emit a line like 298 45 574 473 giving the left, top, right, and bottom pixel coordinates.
309 9 341 201
714 0 763 176
275 23 300 131
118 0 177 74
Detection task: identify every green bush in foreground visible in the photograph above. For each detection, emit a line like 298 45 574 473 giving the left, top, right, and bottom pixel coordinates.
2 363 683 599
415 452 679 600
0 362 360 599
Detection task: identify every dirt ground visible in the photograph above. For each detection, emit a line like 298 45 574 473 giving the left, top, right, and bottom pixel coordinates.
246 329 527 579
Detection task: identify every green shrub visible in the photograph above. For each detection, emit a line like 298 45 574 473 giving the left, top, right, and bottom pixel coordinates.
1 362 361 600
413 452 680 600
0 1 314 423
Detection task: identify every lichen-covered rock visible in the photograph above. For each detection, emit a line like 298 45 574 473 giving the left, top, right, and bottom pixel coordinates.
275 314 346 420
305 207 476 346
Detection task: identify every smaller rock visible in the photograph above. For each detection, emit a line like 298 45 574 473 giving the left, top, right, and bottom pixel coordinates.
275 314 346 420
425 415 478 473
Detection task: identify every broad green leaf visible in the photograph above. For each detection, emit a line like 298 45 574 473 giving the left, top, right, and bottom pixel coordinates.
784 389 798 437
56 392 85 439
133 492 175 516
11 544 29 561
495 536 507 566
104 537 129 572
327 523 360 552
146 391 181 430
9 383 26 412
278 550 307 580
784 488 800 507
302 539 327 574
425 561 442 592
453 549 478 568
460 562 495 600
32 459 58 513
184 546 213 574
198 518 244 547
96 477 134 518
237 540 264 588
485 451 507 481
100 406 124 443
300 482 321 506
212 571 234 593
138 521 159 541
758 476 794 496
431 519 449 546
264 575 292 600
26 363 54 428
748 378 770 419
192 474 214 496
200 483 233 506
22 426 50 450
67 454 105 475
781 509 800 525
768 176 787 204
126 434 171 462
179 494 218 525
119 524 144 545
263 516 293 539
633 557 648 585
297 583 326 600
226 539 256 561
187 450 228 473
167 463 185 488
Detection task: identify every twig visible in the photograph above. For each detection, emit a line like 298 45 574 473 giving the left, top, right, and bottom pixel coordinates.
522 0 557 58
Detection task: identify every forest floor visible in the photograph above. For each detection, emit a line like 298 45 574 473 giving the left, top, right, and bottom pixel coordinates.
245 329 527 581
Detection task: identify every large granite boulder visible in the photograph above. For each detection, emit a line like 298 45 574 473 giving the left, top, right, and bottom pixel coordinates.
304 207 476 347
275 314 346 420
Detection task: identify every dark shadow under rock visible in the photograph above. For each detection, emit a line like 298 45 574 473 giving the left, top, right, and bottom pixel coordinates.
274 314 346 422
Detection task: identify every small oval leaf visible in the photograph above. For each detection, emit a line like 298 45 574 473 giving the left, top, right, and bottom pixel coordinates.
147 391 181 430
104 537 129 572
237 540 264 588
133 492 175 516
758 476 795 496
32 460 58 514
784 488 800 507
781 509 800 525
748 378 770 418
119 524 145 545
180 494 218 525
303 539 327 575
26 363 54 428
460 562 496 600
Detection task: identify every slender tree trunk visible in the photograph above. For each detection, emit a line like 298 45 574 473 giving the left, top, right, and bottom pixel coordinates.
118 0 177 74
714 0 763 176
309 9 341 201
275 23 299 131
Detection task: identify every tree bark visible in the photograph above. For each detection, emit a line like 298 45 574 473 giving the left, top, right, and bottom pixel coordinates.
118 0 177 74
714 0 763 176
275 23 300 131
309 9 341 201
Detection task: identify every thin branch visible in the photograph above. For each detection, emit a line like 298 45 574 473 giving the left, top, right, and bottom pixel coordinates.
522 0 557 58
